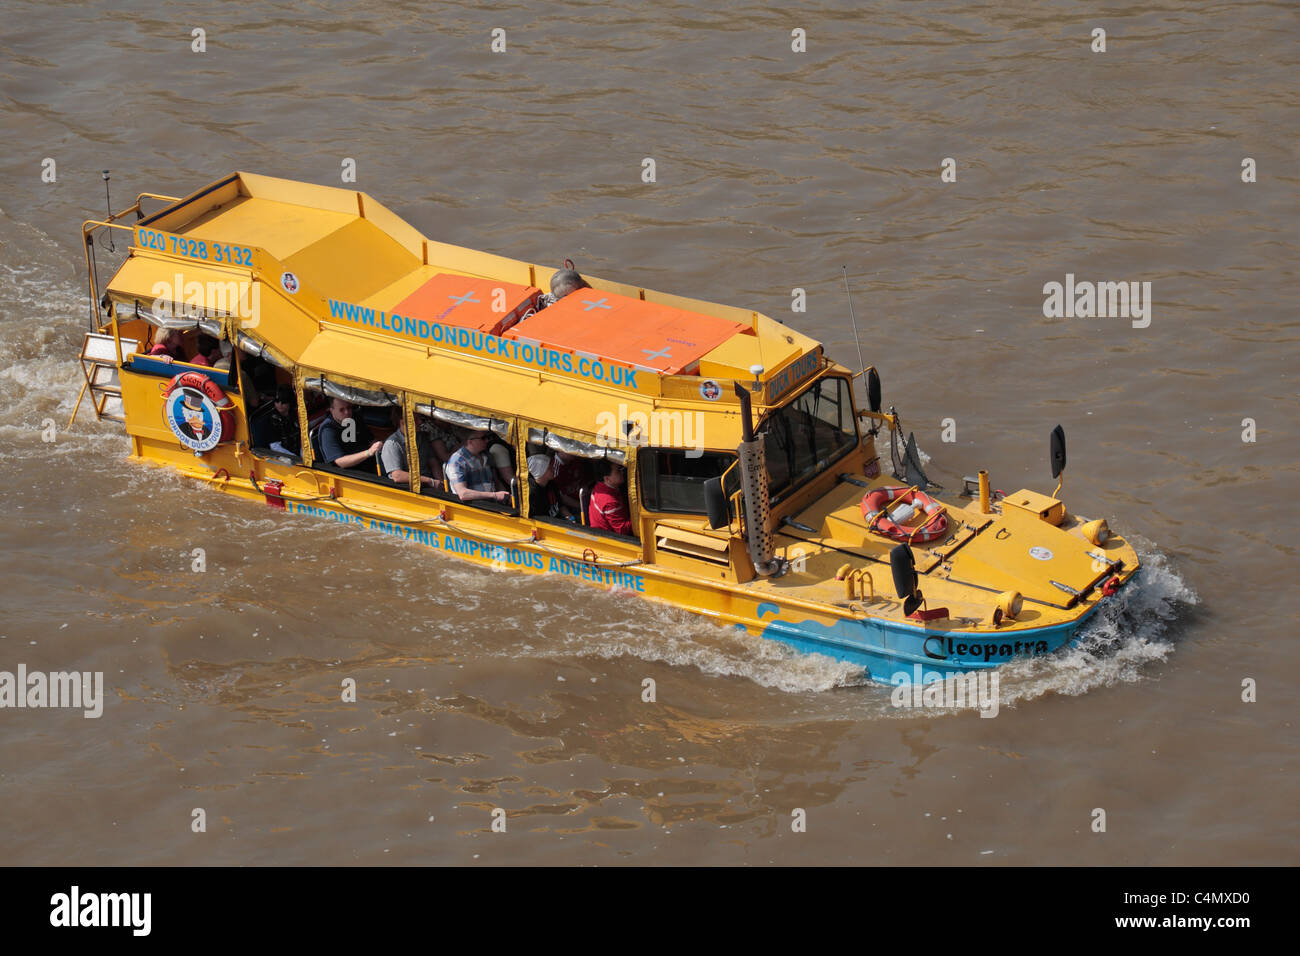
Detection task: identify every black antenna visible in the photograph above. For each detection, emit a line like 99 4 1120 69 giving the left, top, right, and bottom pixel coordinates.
842 266 867 395
102 169 115 252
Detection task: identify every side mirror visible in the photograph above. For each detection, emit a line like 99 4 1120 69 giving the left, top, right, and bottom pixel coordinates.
866 367 881 413
704 476 730 530
1050 424 1067 479
890 544 923 617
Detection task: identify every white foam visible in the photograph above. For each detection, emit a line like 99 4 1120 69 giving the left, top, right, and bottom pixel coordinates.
988 540 1194 706
474 583 867 693
878 432 932 466
510 538 1194 705
0 216 98 433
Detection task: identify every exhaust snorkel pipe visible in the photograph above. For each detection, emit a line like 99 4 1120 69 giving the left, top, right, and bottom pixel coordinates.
734 382 781 576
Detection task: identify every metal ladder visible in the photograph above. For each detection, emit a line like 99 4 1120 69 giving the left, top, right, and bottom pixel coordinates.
70 331 137 425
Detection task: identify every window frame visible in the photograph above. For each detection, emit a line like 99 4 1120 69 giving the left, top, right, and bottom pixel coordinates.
521 419 640 540
408 391 520 514
760 374 860 505
637 448 739 517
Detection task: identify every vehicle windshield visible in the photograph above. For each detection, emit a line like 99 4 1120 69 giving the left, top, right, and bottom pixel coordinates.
761 375 857 501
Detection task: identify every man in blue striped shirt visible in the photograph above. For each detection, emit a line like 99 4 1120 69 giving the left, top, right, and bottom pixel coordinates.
445 431 510 503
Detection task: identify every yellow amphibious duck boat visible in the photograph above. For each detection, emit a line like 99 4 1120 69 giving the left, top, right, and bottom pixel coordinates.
73 172 1140 684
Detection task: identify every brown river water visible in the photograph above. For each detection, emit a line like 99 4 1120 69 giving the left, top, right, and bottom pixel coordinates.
0 1 1295 866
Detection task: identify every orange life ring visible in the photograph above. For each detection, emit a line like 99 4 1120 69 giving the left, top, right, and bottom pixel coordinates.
163 370 235 446
860 486 949 543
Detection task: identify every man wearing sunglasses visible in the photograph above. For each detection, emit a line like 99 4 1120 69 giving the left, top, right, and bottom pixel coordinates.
445 431 511 503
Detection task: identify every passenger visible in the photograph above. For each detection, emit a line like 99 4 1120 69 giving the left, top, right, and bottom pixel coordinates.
190 334 223 367
445 430 511 504
243 355 279 406
147 328 186 363
251 384 301 455
588 462 633 536
213 340 234 370
421 420 457 478
380 412 439 491
536 268 591 309
551 450 588 506
487 437 516 488
527 453 579 520
318 398 383 472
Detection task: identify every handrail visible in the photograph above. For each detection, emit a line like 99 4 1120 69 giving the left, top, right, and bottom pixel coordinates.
718 458 744 536
81 190 169 331
82 218 139 332
81 191 178 332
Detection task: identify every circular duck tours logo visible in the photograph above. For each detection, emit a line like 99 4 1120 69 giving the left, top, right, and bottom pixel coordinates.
1029 546 1053 561
699 379 722 401
280 271 300 294
164 386 223 452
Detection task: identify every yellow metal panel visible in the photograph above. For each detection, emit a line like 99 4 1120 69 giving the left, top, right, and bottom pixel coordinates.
757 313 820 352
359 265 441 313
360 196 427 261
144 178 243 233
1001 488 1066 525
107 252 253 312
654 524 730 551
283 218 420 305
237 172 363 216
949 507 1107 604
179 196 356 261
698 329 802 381
424 240 535 286
108 250 323 365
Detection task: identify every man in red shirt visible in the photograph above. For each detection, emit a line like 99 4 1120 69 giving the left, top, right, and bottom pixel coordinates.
588 462 633 537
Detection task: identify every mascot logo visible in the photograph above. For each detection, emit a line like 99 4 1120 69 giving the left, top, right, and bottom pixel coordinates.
164 386 223 452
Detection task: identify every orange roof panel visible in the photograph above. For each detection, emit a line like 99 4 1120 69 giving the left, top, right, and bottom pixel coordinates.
395 273 541 335
505 291 747 374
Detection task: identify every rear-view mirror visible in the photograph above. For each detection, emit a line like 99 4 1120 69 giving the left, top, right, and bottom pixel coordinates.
704 476 729 530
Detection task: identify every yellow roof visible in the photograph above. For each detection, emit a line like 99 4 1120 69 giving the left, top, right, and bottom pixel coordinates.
111 171 831 429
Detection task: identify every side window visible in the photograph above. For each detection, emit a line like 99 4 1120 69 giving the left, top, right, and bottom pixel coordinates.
586 457 636 540
428 406 517 512
639 450 736 515
762 376 857 498
376 400 444 493
306 386 391 482
524 427 637 539
240 353 283 411
524 435 592 524
246 367 302 461
302 384 330 463
411 411 459 495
